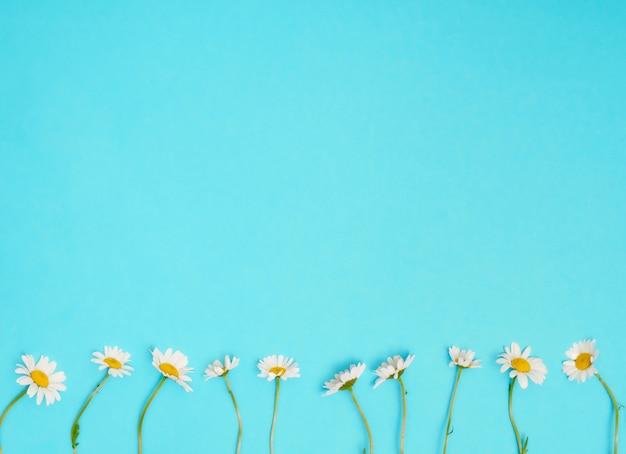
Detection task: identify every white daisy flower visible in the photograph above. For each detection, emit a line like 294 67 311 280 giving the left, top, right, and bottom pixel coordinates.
323 363 366 396
257 355 299 381
92 345 134 378
15 354 67 406
151 348 193 392
496 342 547 389
562 339 599 383
373 354 415 389
205 355 240 380
448 346 481 369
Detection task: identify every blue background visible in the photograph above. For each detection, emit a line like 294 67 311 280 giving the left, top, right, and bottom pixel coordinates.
1 1 625 453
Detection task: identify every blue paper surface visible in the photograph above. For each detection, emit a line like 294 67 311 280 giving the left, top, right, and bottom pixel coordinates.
1 1 625 452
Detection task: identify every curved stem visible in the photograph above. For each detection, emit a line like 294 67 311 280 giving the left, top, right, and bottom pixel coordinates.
349 387 374 454
138 377 167 454
0 388 27 453
71 373 110 453
224 375 242 454
443 367 463 454
596 373 620 454
508 377 524 454
398 377 407 454
270 377 280 454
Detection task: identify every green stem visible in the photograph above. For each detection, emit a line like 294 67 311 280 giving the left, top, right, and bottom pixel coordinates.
596 373 620 454
349 387 374 454
138 376 167 454
270 378 280 454
398 377 407 454
508 377 525 454
0 388 27 453
443 367 463 454
71 373 110 453
224 375 242 454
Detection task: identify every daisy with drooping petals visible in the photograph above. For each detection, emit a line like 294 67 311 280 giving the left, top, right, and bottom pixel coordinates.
257 355 299 454
71 346 133 453
443 346 481 454
563 339 620 454
0 355 66 452
373 355 414 454
323 363 373 454
497 342 547 454
205 356 242 454
138 348 194 454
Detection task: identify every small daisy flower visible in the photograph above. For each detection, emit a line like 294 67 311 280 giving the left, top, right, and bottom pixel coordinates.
15 354 66 406
204 355 240 380
443 346 481 453
562 339 599 383
92 345 134 378
257 355 300 381
496 342 547 389
204 355 243 454
152 348 193 392
373 354 415 389
323 363 373 453
448 346 481 369
323 363 366 396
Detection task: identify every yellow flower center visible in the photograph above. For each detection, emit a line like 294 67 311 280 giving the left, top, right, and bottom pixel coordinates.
511 357 531 373
269 366 287 376
104 357 123 369
30 370 49 388
159 363 179 378
575 353 592 371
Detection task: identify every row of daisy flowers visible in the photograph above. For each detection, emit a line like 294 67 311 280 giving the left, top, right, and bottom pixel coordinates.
0 340 619 454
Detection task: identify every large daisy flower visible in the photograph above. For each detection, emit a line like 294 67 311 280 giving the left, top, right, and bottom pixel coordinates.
373 354 415 389
205 355 240 380
496 342 547 389
562 339 599 383
257 355 299 381
92 346 134 378
323 363 366 396
15 355 67 406
151 348 193 392
449 346 481 369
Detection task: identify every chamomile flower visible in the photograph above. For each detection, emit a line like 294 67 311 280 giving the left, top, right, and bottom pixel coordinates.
562 339 620 454
443 346 481 454
448 346 481 369
15 354 66 406
323 363 366 396
373 354 415 389
151 348 193 392
204 355 240 380
258 355 299 454
323 363 373 453
204 355 243 454
496 342 547 389
92 345 133 378
562 339 598 383
257 355 300 381
373 354 414 453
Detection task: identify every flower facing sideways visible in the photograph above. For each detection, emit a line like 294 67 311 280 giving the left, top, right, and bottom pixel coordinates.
562 339 599 383
205 355 240 380
496 342 547 389
152 348 193 392
92 346 133 378
15 355 66 406
323 363 366 396
257 355 300 381
373 354 415 389
449 346 481 369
